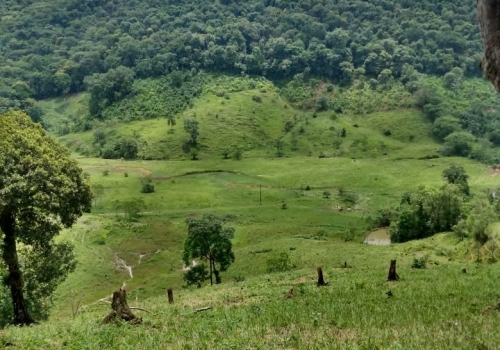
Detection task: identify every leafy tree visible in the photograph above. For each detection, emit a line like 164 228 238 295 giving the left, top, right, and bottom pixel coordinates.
182 214 235 285
183 265 210 288
453 196 497 260
275 139 284 157
442 165 470 195
91 183 105 206
184 118 199 146
0 111 92 325
432 116 462 141
390 185 464 243
441 132 475 157
119 199 146 221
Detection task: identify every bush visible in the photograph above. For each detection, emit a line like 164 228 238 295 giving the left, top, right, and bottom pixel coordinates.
233 149 242 160
232 274 245 282
411 257 427 269
141 183 155 193
323 191 331 199
252 95 262 103
266 252 295 273
102 170 109 176
184 264 209 288
383 129 392 136
281 202 288 210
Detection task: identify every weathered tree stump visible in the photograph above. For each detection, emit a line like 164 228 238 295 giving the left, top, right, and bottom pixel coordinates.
387 260 399 281
167 288 174 304
100 288 142 325
317 267 329 286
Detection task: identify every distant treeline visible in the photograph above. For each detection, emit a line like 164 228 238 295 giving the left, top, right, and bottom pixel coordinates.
0 0 482 109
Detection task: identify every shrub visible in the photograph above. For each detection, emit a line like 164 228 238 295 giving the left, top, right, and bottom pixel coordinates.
281 202 288 210
233 149 242 160
141 183 155 194
232 274 245 282
383 129 392 136
252 95 262 103
411 257 427 269
184 264 209 288
102 170 109 176
124 172 129 177
323 191 331 199
305 185 311 191
266 252 295 273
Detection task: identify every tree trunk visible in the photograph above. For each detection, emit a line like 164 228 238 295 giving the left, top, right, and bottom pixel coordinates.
387 259 399 281
478 0 500 91
167 288 174 304
214 268 221 284
209 259 213 286
0 210 34 326
100 288 141 325
317 267 328 286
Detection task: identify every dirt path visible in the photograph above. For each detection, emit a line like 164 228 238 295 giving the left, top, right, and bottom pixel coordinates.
364 228 391 246
113 166 152 177
114 255 133 279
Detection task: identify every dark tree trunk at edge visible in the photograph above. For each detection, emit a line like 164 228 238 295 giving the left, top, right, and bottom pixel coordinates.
0 210 34 325
478 0 500 92
387 259 399 281
209 259 213 285
214 269 221 284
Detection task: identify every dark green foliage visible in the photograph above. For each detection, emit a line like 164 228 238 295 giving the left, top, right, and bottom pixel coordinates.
266 252 295 273
315 96 329 112
390 185 464 243
275 139 284 157
119 199 146 222
0 112 92 325
442 165 470 196
85 66 135 117
0 0 486 120
184 118 199 146
101 137 139 160
141 183 155 194
411 258 427 269
233 149 242 161
340 128 347 138
183 214 235 285
183 265 210 288
323 191 331 199
190 148 199 161
252 95 262 103
432 116 462 141
441 132 475 157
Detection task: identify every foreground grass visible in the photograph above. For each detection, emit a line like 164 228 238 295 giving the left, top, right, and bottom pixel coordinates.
48 155 498 317
4 258 500 349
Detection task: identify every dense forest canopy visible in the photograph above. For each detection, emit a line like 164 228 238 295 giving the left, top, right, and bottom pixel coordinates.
0 0 482 107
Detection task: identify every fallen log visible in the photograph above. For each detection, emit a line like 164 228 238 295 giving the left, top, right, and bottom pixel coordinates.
100 288 143 325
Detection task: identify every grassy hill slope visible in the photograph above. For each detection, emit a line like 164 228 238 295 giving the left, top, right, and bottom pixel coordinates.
3 240 500 349
39 75 440 161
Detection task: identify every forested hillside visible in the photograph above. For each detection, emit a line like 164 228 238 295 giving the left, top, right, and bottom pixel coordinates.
2 0 500 163
0 0 482 102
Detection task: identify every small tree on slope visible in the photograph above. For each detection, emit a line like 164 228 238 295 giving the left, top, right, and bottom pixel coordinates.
0 111 92 325
182 214 235 286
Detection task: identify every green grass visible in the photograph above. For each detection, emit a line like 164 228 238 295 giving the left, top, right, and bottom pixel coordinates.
40 75 442 161
4 252 500 349
21 75 500 348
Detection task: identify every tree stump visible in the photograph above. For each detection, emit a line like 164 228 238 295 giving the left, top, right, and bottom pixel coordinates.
317 267 329 286
387 260 399 281
100 288 142 325
167 288 174 304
